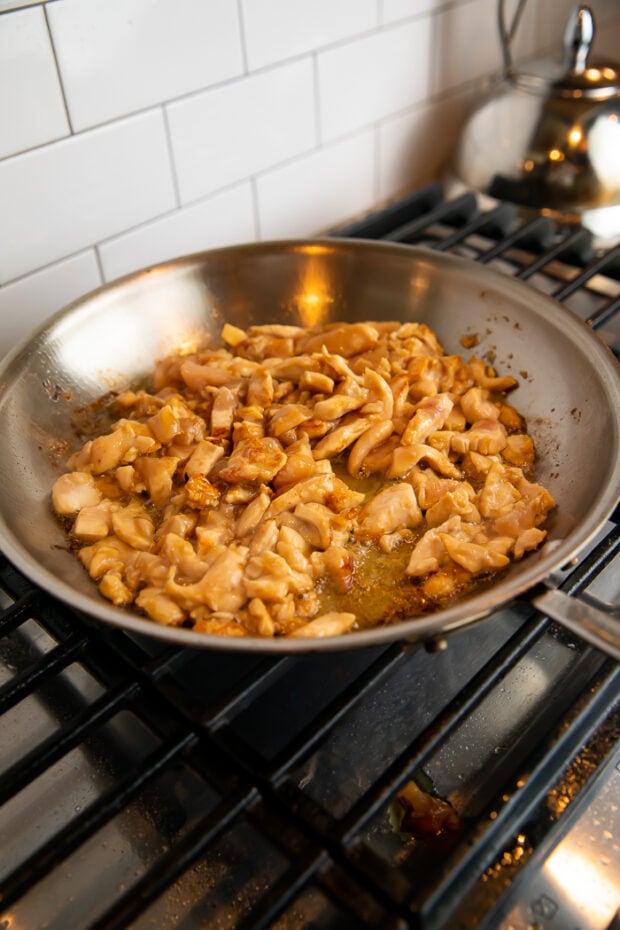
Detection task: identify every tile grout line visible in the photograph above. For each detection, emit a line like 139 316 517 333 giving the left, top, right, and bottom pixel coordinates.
42 1 74 136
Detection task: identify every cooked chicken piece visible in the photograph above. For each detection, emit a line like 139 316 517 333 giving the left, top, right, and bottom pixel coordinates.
248 519 280 556
451 419 508 456
210 386 238 437
158 533 212 582
185 475 220 510
299 322 379 357
244 550 312 601
192 613 248 636
52 472 103 516
498 403 525 432
514 527 547 559
246 597 276 636
310 545 355 592
502 434 535 468
359 482 422 537
389 442 462 479
269 404 312 436
300 370 335 394
134 455 179 506
136 587 186 625
276 525 312 574
246 368 274 407
236 487 272 538
426 484 480 528
72 500 119 543
78 535 136 580
156 511 197 540
409 471 461 510
88 421 158 474
441 534 510 574
460 387 500 424
401 394 454 445
111 503 154 550
184 440 225 478
217 435 286 484
273 435 318 490
99 570 133 606
146 404 181 444
478 463 522 519
292 502 335 549
348 420 394 477
266 472 335 517
313 393 366 421
290 611 357 637
468 358 517 392
221 323 248 348
312 415 370 460
361 369 394 419
165 544 249 612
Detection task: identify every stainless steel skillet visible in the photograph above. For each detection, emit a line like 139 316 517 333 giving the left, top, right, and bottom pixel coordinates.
0 239 618 656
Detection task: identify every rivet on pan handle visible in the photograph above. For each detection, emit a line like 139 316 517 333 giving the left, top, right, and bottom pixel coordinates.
531 586 620 661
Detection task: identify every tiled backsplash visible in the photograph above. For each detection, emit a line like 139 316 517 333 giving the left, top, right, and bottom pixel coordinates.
0 0 618 355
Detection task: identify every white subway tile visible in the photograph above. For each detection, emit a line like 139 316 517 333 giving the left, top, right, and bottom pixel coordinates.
381 0 454 24
318 19 433 143
431 0 501 95
47 0 244 131
99 183 257 281
167 59 316 204
378 90 472 201
0 251 101 358
0 7 69 158
241 0 377 70
0 1 44 10
0 111 176 283
256 132 376 239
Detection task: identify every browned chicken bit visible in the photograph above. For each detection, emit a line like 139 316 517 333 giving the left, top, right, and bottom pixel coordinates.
52 321 555 638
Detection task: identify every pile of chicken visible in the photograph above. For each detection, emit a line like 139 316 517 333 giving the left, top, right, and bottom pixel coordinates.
51 320 555 638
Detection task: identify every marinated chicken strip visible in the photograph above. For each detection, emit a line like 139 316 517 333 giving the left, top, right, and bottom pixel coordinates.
477 463 522 519
312 416 370 460
460 387 500 424
165 544 248 612
468 358 518 392
267 473 335 517
441 535 510 574
235 486 272 538
358 482 422 538
313 393 366 421
52 472 102 516
290 611 357 637
72 500 120 543
401 393 454 445
299 322 379 357
451 419 508 456
218 436 286 484
348 419 394 477
389 442 462 479
425 484 480 528
361 369 394 419
184 440 225 478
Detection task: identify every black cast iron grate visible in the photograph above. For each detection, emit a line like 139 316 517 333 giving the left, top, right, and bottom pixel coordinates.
1 183 618 930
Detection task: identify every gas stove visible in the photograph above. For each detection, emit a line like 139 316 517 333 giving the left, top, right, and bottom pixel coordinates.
0 183 618 930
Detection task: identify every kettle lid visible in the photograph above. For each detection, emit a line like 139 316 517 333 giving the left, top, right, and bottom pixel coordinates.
512 4 619 100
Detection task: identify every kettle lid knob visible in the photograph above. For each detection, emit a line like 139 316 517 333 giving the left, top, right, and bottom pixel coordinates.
564 4 594 75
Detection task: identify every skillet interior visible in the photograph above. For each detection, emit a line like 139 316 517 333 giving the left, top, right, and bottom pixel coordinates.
0 239 618 652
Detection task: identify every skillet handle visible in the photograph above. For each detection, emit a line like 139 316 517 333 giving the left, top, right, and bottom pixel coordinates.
531 588 620 661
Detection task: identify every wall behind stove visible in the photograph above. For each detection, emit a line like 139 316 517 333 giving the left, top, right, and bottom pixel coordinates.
0 0 618 355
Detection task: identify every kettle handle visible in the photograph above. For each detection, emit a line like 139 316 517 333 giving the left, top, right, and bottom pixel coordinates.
564 4 595 75
498 0 529 76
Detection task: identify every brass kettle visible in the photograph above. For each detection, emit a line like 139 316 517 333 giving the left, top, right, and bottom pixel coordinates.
453 2 620 238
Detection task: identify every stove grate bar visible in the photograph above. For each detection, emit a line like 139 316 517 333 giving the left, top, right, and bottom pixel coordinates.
430 203 516 252
255 644 406 783
512 228 595 279
418 660 620 928
0 677 139 807
471 215 557 264
382 192 479 243
0 631 88 715
588 294 620 328
0 731 197 911
552 242 620 302
334 613 554 845
88 783 259 930
0 590 43 636
332 182 444 239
